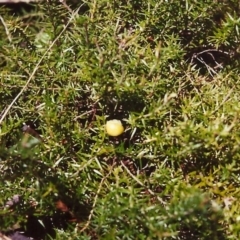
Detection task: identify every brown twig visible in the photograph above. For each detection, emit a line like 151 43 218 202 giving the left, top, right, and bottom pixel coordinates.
0 4 83 125
120 161 167 205
76 164 115 233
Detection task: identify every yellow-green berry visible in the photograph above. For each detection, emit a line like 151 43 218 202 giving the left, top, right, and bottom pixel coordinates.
106 119 124 136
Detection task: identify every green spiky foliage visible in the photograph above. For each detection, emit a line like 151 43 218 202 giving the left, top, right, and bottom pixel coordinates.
0 0 240 239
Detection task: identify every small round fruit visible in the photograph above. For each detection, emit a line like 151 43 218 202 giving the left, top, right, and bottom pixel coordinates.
106 119 124 136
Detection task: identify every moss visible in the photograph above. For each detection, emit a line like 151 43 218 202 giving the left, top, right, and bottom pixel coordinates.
0 0 240 239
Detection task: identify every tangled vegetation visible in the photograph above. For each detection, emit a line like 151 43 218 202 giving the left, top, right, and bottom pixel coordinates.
0 0 240 239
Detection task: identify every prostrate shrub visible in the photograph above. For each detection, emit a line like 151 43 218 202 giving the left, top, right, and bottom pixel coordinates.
0 0 240 239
